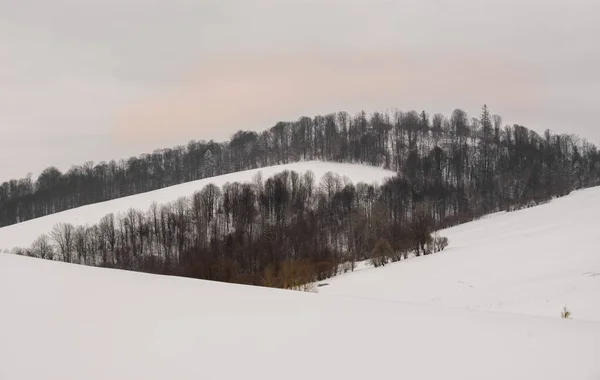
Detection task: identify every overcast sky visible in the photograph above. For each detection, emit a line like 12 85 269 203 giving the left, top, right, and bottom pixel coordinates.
1 0 599 180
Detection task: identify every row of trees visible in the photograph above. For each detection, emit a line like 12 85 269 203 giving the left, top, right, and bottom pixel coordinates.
2 105 599 227
17 170 449 288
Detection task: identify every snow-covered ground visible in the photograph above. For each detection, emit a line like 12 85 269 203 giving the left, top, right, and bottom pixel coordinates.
1 253 599 380
320 186 600 322
0 161 395 251
1 169 600 379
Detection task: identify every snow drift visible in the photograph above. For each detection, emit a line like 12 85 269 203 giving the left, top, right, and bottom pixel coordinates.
320 186 600 322
0 253 599 380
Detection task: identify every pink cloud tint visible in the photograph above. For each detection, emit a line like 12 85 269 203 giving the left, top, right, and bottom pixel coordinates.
114 49 541 144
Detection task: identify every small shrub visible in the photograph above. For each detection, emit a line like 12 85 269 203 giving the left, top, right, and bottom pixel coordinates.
11 247 26 256
431 233 449 253
262 264 277 288
340 261 352 273
561 306 571 319
389 251 402 262
370 238 392 267
293 282 318 293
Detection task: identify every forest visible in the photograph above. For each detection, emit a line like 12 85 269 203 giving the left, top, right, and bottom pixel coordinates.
18 169 452 288
5 105 600 287
2 105 598 228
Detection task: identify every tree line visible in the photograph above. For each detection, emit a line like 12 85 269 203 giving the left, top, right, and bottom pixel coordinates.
1 105 598 228
16 169 450 289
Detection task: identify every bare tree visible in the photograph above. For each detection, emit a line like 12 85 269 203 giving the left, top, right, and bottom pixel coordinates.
50 223 75 262
99 214 116 266
31 234 54 260
74 226 88 264
411 203 434 256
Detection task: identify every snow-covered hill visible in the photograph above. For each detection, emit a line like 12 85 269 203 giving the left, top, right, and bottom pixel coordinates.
1 253 599 380
0 161 396 251
1 168 600 379
320 186 600 322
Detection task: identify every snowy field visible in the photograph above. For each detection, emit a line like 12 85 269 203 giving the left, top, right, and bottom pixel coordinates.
0 161 395 251
1 170 600 379
1 253 599 380
320 186 600 322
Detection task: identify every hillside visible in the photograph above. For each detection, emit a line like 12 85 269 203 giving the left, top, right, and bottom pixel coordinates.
320 186 600 321
0 161 395 252
3 107 598 240
1 252 599 380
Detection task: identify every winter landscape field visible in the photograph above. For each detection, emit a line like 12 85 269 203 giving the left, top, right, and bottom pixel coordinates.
3 1 600 379
321 186 600 321
1 167 599 379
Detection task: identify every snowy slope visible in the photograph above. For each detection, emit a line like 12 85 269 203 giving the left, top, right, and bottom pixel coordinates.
320 186 600 322
1 253 599 380
0 161 395 251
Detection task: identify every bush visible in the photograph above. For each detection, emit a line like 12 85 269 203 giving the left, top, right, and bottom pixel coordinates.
370 238 392 267
262 264 277 287
340 261 353 273
561 306 571 319
293 282 318 293
431 233 449 253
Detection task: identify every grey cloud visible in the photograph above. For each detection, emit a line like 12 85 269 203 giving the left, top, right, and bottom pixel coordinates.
1 0 599 180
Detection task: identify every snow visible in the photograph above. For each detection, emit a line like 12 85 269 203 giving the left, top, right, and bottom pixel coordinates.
1 169 600 379
320 186 600 322
1 253 599 380
0 161 396 251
